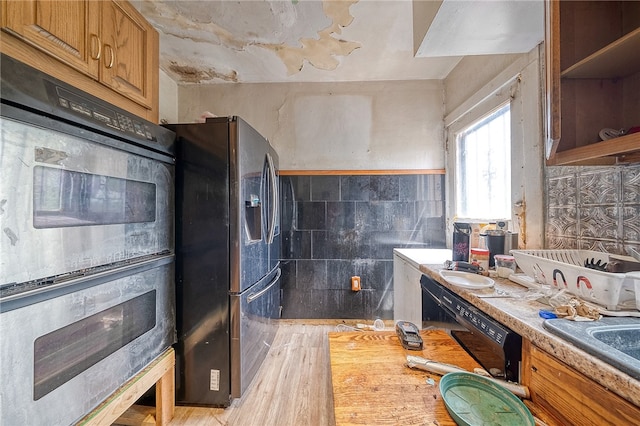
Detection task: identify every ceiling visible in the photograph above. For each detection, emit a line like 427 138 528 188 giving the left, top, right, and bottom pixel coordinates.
133 0 544 85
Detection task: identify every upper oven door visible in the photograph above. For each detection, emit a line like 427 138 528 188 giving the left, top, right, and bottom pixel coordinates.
0 109 174 287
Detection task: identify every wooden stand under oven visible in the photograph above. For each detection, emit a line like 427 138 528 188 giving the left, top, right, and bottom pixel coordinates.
76 348 175 426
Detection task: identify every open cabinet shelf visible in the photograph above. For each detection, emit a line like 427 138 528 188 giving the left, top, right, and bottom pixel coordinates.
547 132 640 165
545 0 640 166
561 28 640 79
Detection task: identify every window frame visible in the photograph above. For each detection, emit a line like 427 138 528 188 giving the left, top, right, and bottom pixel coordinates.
444 54 545 251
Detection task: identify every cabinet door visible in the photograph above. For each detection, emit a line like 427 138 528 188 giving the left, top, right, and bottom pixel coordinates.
99 0 157 109
544 0 561 160
1 0 100 78
393 254 422 327
522 340 640 425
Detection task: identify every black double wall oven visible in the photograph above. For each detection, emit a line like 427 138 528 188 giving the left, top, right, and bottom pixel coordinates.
0 54 176 425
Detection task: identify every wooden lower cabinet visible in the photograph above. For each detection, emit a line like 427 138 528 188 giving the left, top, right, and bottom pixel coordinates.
522 339 640 425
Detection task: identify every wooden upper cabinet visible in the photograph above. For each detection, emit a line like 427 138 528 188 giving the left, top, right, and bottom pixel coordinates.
99 0 157 109
1 0 158 121
545 0 640 165
1 1 100 79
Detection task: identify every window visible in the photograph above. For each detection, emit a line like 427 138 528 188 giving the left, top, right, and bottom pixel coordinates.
444 54 546 249
33 166 156 228
455 104 511 220
33 291 156 400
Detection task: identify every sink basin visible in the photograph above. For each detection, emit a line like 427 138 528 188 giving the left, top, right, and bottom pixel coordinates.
589 325 640 360
543 317 640 380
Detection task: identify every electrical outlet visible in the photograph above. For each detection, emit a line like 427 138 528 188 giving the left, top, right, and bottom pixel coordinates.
351 276 361 291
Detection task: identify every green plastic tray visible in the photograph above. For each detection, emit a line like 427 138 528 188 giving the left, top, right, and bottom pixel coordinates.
439 372 534 426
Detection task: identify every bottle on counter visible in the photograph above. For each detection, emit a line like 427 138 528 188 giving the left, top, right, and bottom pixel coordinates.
452 222 471 262
470 223 484 249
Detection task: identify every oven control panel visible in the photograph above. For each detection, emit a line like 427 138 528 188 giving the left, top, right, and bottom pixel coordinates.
1 53 174 157
50 84 157 141
440 291 510 347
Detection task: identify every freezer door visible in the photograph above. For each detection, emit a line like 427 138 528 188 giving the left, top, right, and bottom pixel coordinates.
230 265 281 399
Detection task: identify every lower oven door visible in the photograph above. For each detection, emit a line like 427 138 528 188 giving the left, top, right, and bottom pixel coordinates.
0 256 175 426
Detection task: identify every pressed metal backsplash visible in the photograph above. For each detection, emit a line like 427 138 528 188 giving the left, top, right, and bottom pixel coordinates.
545 164 640 255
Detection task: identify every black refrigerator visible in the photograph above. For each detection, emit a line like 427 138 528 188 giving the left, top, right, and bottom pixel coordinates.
168 116 281 407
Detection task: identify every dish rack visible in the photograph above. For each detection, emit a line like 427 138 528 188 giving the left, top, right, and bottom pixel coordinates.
511 250 638 311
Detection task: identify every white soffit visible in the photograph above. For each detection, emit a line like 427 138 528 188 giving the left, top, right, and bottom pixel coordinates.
415 0 544 58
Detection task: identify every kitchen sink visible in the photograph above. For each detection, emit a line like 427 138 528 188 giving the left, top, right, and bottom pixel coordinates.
543 317 640 380
589 326 640 360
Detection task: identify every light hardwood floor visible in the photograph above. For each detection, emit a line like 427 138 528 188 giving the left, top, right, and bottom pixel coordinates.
118 321 341 426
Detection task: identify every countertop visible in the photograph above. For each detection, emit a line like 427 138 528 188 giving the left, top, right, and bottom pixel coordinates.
393 248 451 270
411 253 640 408
328 329 482 425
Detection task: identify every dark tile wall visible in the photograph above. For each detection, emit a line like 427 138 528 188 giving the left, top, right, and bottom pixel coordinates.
279 174 446 320
545 164 640 254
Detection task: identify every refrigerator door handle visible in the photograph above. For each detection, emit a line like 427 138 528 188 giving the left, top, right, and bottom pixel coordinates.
266 152 278 245
247 268 281 303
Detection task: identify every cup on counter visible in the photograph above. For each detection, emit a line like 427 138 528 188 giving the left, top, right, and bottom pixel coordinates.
483 230 505 267
494 254 517 278
470 248 490 271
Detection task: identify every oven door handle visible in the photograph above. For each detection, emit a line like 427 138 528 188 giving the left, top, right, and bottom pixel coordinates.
0 253 175 312
247 268 281 303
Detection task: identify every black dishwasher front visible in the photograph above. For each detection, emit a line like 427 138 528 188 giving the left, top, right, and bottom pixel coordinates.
421 274 522 382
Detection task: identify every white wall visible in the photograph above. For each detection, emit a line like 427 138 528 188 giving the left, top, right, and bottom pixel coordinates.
161 47 545 246
176 80 445 171
444 53 523 117
158 69 178 124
